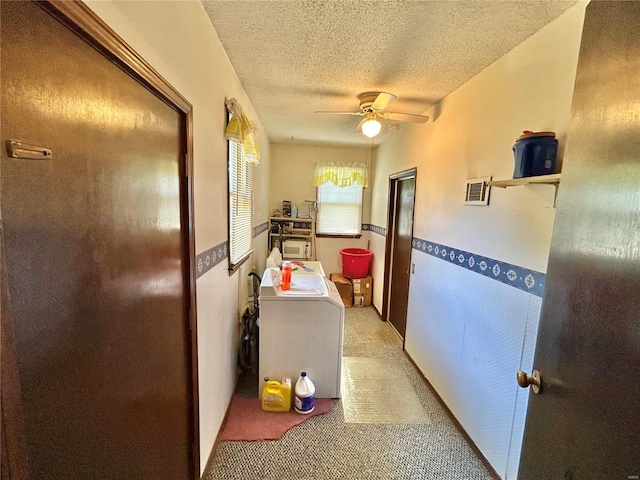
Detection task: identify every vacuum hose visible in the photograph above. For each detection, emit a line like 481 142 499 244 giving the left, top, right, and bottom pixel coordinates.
238 272 261 372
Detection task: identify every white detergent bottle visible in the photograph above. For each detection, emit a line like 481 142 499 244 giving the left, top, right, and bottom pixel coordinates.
294 371 315 414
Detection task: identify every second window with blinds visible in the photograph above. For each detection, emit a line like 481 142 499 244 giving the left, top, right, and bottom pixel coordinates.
316 182 363 236
228 132 252 271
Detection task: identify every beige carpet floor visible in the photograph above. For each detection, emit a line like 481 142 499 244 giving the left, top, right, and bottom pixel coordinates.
341 357 430 424
205 306 495 480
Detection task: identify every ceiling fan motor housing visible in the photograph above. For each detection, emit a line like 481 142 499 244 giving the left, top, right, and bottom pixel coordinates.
358 91 385 112
313 91 428 133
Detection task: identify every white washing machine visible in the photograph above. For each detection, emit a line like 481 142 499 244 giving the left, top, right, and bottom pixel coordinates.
259 266 344 398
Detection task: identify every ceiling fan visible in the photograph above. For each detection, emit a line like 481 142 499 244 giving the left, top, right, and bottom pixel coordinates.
314 91 429 138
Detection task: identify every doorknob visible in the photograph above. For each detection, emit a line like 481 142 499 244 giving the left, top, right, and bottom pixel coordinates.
516 369 541 394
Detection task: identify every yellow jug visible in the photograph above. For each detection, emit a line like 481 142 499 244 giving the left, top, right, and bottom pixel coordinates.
261 377 292 412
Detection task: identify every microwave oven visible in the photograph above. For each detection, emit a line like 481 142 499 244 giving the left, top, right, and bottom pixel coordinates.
282 239 311 259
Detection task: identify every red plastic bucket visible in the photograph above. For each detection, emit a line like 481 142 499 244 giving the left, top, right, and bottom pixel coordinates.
340 248 373 279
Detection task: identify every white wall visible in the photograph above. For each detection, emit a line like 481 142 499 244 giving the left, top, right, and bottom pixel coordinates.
370 3 587 478
270 142 372 275
84 1 271 473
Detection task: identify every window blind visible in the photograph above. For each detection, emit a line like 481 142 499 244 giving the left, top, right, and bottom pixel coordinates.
316 182 363 235
228 135 252 266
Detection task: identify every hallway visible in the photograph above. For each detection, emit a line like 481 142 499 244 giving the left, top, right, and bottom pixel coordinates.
205 307 495 479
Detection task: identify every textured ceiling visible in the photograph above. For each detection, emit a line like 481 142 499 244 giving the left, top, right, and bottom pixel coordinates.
202 0 579 146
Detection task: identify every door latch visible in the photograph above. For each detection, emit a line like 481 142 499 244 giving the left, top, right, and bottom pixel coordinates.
6 140 52 160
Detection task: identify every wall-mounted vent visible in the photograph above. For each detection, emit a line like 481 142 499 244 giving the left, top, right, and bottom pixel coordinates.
464 177 492 206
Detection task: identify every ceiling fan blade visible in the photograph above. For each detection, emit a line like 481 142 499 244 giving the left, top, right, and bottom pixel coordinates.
314 110 364 115
371 92 397 111
382 112 429 123
354 118 367 133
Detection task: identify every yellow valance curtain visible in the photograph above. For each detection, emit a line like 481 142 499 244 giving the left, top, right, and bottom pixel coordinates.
225 97 260 164
312 162 369 188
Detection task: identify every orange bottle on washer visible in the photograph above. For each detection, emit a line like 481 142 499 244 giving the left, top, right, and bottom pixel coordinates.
281 261 292 291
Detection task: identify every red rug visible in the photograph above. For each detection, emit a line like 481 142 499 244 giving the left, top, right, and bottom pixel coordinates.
219 395 332 441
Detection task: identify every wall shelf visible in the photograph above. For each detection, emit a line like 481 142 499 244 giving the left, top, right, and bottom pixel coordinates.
270 233 312 238
268 217 316 260
488 173 561 206
488 173 561 188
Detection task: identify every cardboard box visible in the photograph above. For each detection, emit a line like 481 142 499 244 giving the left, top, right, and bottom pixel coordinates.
329 273 352 307
350 275 372 307
353 294 365 307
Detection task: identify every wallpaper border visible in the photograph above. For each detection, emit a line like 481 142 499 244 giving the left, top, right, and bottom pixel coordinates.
195 222 269 279
363 223 387 236
412 237 545 297
195 240 228 279
253 221 268 238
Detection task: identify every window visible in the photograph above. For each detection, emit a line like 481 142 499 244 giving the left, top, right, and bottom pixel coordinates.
228 116 253 270
316 182 363 235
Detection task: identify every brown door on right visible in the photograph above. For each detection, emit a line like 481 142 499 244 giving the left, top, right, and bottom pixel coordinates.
387 175 416 339
518 2 640 478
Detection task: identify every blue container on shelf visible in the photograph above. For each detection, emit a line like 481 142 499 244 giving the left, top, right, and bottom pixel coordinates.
512 131 558 178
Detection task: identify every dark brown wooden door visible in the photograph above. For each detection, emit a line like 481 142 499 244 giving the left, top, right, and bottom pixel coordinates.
518 2 640 478
1 2 194 479
387 176 415 338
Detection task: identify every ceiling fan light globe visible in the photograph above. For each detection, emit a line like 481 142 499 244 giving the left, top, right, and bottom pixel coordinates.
362 118 381 138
